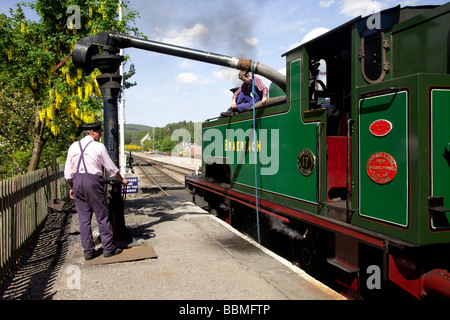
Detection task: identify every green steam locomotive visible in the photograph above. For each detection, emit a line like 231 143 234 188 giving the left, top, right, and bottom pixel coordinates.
186 3 450 299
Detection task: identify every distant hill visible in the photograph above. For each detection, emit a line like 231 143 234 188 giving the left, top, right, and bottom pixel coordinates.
124 121 200 148
125 124 152 132
124 124 152 145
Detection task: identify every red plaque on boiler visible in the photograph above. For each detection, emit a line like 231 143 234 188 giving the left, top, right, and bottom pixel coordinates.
366 152 397 184
369 119 392 137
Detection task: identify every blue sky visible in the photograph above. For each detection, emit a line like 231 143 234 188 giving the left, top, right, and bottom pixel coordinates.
1 0 447 127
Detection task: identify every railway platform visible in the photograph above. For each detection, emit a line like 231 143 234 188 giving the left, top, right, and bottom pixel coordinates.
0 154 344 304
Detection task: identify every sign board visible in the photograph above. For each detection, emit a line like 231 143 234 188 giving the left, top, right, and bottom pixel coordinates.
124 177 138 194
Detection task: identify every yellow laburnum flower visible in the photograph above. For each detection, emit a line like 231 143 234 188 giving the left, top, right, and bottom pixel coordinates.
55 91 63 109
77 87 83 100
7 46 12 61
85 82 93 99
20 22 25 33
66 73 71 86
39 109 46 121
94 81 102 97
70 76 77 87
92 69 101 77
69 99 77 112
50 123 59 136
82 113 90 123
42 36 47 50
77 69 83 80
47 105 55 120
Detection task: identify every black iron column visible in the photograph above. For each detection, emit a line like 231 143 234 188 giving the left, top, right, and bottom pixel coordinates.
92 51 132 244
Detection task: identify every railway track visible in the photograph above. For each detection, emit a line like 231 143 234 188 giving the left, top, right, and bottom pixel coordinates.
133 154 192 196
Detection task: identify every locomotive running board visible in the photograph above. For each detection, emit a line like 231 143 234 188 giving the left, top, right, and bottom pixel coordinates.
327 258 359 274
428 196 450 229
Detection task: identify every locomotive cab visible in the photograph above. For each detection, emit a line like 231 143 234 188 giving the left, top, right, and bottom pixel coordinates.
283 18 354 221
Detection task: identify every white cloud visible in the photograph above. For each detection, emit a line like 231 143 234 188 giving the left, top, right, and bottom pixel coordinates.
159 23 208 47
286 41 302 52
339 0 384 17
301 27 329 44
179 60 193 68
285 27 329 52
319 0 335 8
213 69 240 83
176 72 215 85
245 37 259 46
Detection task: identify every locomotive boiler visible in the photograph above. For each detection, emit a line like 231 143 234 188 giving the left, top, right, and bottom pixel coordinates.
71 3 450 299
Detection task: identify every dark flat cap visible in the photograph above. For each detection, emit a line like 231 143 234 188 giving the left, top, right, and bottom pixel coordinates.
81 122 103 131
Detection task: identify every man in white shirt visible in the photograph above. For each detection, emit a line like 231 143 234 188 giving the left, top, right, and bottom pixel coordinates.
64 122 129 260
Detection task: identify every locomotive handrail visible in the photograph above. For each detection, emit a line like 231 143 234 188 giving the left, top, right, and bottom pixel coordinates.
346 118 355 223
250 96 286 109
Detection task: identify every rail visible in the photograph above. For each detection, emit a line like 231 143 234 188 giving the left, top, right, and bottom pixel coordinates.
136 161 170 196
0 165 68 283
133 154 194 177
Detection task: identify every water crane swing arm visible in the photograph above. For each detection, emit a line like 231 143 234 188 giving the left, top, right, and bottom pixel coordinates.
71 32 286 92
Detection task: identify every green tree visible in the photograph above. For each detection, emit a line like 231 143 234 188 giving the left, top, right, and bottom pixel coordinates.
0 0 141 174
158 136 177 153
0 86 34 178
123 61 137 89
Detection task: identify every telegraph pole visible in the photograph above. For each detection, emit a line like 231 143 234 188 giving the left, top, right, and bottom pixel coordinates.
118 0 126 175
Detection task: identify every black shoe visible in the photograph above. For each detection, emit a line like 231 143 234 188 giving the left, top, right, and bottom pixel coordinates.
84 250 101 261
220 108 235 117
84 253 94 261
104 247 122 258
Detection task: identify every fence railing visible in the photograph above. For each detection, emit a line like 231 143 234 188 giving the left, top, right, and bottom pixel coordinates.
0 165 67 283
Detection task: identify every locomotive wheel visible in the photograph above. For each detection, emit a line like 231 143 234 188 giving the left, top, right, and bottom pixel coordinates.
301 247 312 266
297 224 335 285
